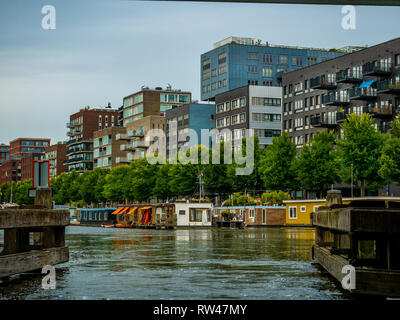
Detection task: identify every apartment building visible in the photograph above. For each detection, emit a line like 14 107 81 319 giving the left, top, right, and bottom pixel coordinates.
9 138 50 160
93 126 127 169
116 115 165 164
165 103 215 157
282 37 400 148
214 85 282 149
200 36 345 101
121 86 192 126
44 142 68 178
0 159 21 184
0 144 9 164
66 105 119 172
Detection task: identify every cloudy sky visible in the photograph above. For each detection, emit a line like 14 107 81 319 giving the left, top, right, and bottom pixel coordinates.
0 0 399 144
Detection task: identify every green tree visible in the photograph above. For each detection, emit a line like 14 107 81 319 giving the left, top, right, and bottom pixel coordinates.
128 158 158 202
259 131 297 191
379 118 400 185
295 130 340 198
102 165 131 203
337 113 385 197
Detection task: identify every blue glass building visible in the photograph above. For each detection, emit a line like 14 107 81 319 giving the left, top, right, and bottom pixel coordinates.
200 37 345 101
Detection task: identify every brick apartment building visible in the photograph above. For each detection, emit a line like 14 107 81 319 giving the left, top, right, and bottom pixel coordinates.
0 138 50 184
66 104 119 173
93 126 127 169
0 144 9 164
9 138 50 160
44 142 68 178
121 86 192 126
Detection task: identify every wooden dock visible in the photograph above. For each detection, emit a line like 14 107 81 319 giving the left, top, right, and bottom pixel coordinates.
312 191 400 298
0 190 70 278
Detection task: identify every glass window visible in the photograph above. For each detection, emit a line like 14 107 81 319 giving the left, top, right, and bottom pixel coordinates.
248 52 258 60
289 207 297 219
263 54 273 64
240 97 246 107
292 56 303 66
247 65 258 73
190 209 203 222
179 95 190 103
262 67 273 78
278 55 288 65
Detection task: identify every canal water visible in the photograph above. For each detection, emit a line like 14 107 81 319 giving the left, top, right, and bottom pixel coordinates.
0 227 349 300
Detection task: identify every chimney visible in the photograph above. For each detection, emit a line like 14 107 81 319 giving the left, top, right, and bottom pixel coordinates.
326 189 342 207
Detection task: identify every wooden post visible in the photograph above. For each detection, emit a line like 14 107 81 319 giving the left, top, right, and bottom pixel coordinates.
34 189 53 209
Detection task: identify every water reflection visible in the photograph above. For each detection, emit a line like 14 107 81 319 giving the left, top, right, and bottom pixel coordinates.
0 227 347 300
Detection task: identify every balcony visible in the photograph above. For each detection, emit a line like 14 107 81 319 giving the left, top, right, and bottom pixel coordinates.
116 134 130 141
128 129 145 138
336 69 363 84
116 157 129 164
322 92 350 106
310 76 337 90
349 87 377 101
132 141 148 149
364 105 394 119
336 111 349 123
377 80 400 94
362 61 392 77
310 114 338 128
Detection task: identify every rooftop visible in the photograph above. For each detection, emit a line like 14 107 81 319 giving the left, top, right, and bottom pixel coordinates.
212 36 355 53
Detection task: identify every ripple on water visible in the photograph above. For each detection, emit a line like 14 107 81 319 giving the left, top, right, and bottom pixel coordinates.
0 227 347 300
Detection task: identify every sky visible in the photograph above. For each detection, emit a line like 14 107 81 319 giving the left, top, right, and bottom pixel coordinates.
0 0 399 144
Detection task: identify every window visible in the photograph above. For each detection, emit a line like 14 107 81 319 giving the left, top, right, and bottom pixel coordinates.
179 210 185 215
278 54 288 65
289 207 297 219
254 129 281 137
211 69 217 77
225 101 231 111
218 53 227 75
307 56 317 65
252 97 281 106
263 54 273 64
262 67 273 78
189 209 203 222
240 113 246 123
248 80 258 85
211 82 217 90
231 99 238 109
300 206 306 213
263 80 273 86
252 113 281 122
248 52 258 60
396 54 400 66
231 114 239 125
249 209 255 218
202 58 211 80
179 95 190 103
223 79 227 87
216 103 224 113
292 56 303 66
240 97 246 107
248 65 258 73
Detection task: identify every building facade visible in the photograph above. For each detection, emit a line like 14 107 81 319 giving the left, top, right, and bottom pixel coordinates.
122 86 192 126
0 159 21 184
282 37 400 148
0 144 10 164
200 36 345 101
214 85 282 149
44 142 68 178
9 138 50 160
21 152 44 182
165 103 215 157
116 115 166 164
93 126 127 169
66 106 119 172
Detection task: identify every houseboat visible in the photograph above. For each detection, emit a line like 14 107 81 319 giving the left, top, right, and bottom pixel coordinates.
78 208 117 226
213 205 286 228
312 190 400 298
113 201 213 229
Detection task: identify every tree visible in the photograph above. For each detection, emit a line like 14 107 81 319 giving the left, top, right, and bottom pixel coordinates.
153 163 173 201
102 165 131 203
295 130 340 198
261 191 290 205
379 118 400 185
337 113 385 197
259 131 297 191
128 158 158 202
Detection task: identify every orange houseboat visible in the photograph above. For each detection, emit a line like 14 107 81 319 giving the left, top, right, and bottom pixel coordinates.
112 204 176 229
